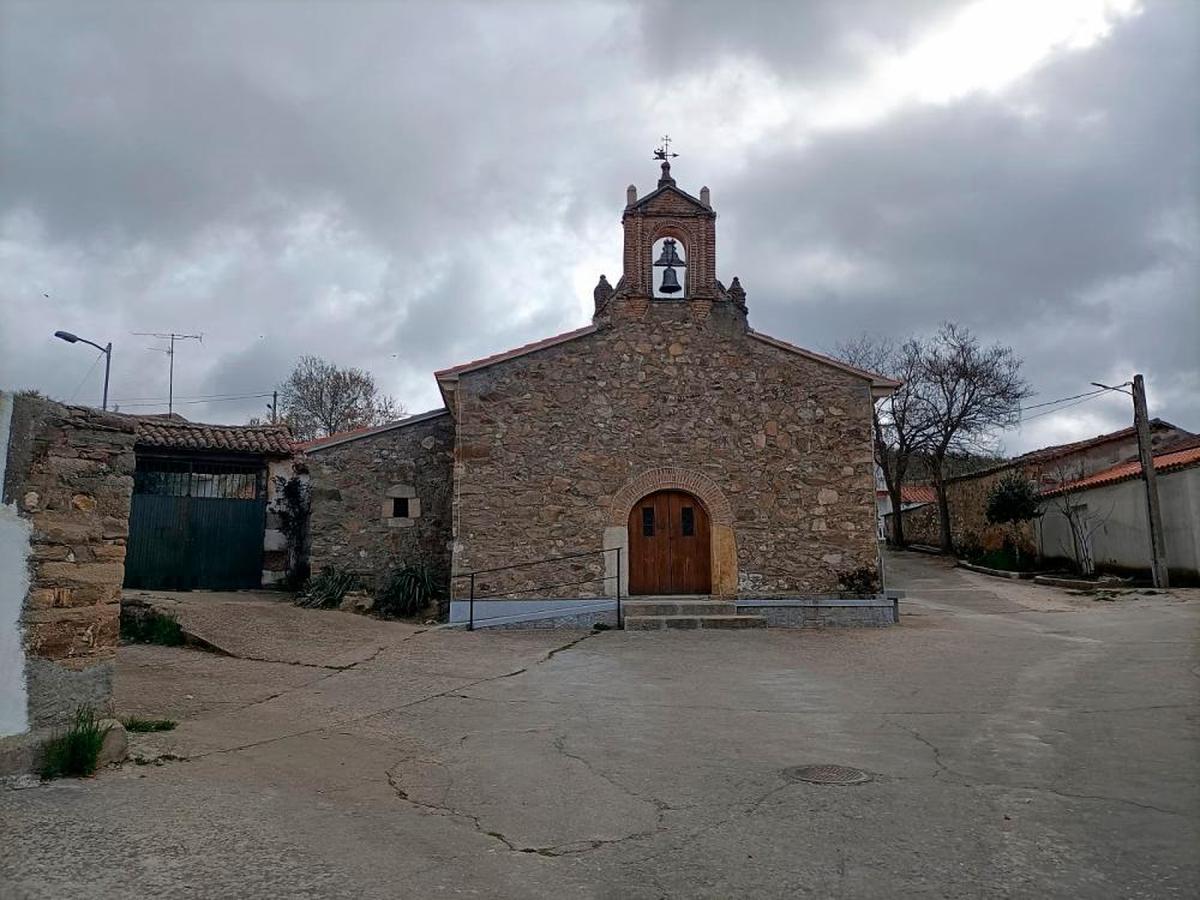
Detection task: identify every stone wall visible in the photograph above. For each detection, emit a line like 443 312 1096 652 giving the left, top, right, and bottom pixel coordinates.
446 301 879 599
894 504 940 547
1 392 135 738
306 412 454 594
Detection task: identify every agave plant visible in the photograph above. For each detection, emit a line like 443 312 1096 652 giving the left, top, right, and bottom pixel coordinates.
375 565 440 618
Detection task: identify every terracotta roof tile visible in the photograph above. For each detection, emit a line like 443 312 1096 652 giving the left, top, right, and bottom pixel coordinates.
946 419 1187 484
296 408 450 453
134 417 294 456
901 484 937 504
746 331 901 390
434 326 598 378
1041 437 1200 497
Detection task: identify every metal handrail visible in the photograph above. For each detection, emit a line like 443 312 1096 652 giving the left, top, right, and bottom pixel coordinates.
453 546 623 631
453 547 617 578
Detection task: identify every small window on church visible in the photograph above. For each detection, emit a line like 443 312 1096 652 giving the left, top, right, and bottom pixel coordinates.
681 506 695 537
642 507 655 537
392 497 410 519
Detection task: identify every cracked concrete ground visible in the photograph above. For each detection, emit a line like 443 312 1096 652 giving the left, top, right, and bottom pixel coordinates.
2 552 1197 898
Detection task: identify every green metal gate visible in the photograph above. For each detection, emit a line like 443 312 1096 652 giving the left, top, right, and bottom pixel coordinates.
125 456 267 590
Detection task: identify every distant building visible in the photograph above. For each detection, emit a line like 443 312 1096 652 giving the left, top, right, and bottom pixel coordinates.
1038 436 1200 582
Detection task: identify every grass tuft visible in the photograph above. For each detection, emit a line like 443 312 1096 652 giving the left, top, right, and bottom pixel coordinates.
40 706 112 780
120 608 185 645
121 717 177 733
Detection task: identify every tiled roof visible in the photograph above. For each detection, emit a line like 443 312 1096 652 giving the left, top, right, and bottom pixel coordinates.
135 417 294 456
875 484 937 504
434 326 598 379
1041 436 1200 497
432 321 900 394
746 331 901 391
901 484 937 504
946 418 1186 484
297 408 450 453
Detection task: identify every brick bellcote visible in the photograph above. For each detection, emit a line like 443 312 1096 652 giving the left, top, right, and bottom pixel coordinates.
619 161 718 301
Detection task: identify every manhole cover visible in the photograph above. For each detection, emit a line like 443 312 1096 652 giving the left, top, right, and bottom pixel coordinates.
783 764 872 785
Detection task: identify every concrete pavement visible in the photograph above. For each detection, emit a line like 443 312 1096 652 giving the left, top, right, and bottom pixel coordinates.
2 551 1197 898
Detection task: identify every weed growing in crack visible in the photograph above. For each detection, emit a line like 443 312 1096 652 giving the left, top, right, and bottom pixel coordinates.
121 608 185 646
121 717 177 733
40 706 111 779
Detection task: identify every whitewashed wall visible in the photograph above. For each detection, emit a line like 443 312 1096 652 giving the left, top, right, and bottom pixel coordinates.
0 391 31 737
1038 466 1200 578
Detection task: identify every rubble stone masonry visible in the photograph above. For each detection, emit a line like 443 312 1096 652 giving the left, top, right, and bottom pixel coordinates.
1 393 135 734
447 300 880 598
306 412 455 592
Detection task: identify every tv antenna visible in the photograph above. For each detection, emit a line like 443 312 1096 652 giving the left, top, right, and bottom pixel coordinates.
133 331 203 415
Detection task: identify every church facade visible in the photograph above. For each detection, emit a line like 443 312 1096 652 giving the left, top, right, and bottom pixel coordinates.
305 161 897 605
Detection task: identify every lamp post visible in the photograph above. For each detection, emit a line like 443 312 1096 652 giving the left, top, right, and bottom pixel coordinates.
53 330 112 411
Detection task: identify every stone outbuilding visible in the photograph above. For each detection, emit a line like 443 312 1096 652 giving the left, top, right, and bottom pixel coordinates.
307 162 898 606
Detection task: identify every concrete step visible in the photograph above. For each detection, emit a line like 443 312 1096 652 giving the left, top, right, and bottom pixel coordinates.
623 614 767 631
622 600 737 617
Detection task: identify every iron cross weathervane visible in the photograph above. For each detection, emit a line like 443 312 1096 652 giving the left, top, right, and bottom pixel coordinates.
653 135 679 161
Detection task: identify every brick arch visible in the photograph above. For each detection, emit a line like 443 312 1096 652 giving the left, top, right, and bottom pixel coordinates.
645 221 696 297
607 467 733 527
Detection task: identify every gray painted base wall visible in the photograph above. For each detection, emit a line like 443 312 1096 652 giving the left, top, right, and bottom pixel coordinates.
448 596 897 630
24 659 114 730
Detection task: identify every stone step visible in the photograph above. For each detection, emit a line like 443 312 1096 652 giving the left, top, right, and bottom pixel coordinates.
621 600 737 617
623 614 767 631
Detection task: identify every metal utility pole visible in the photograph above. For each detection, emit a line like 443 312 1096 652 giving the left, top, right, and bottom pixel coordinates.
53 330 112 410
1093 374 1170 587
135 332 202 415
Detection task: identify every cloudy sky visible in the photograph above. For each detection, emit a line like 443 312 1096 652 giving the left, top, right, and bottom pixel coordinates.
1 0 1196 453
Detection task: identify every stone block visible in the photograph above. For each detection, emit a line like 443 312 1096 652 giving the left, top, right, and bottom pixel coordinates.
36 561 125 586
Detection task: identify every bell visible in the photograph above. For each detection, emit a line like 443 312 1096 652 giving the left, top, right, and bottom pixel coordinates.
654 239 684 268
658 265 682 294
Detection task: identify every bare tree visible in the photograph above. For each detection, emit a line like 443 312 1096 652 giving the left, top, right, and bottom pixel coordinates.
921 323 1033 551
278 355 405 441
836 333 934 546
1042 463 1112 576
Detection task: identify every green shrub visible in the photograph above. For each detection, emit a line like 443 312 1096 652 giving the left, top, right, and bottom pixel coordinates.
974 546 1024 572
955 531 985 563
986 473 1042 527
120 608 184 646
121 717 177 733
41 706 111 779
375 564 440 618
295 567 360 609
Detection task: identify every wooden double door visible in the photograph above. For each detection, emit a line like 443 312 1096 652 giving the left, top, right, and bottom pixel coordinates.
627 490 712 595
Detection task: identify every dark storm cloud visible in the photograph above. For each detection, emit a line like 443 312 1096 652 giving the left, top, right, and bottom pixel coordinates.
1 0 1196 452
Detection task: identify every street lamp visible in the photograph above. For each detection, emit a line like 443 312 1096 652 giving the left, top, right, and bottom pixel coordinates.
54 330 112 411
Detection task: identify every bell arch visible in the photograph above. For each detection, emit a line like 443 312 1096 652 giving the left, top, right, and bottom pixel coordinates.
646 221 697 298
603 467 738 597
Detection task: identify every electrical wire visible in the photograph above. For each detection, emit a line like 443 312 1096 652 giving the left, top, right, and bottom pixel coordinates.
107 391 273 404
115 394 274 409
1019 391 1110 422
1019 387 1109 412
67 351 105 403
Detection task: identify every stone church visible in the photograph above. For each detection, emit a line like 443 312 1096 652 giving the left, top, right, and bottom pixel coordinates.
304 159 898 608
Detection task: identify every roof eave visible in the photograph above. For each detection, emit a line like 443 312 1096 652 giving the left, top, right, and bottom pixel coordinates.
746 330 900 391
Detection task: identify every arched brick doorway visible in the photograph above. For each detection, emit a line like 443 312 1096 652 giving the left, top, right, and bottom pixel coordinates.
627 490 711 595
604 467 738 598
